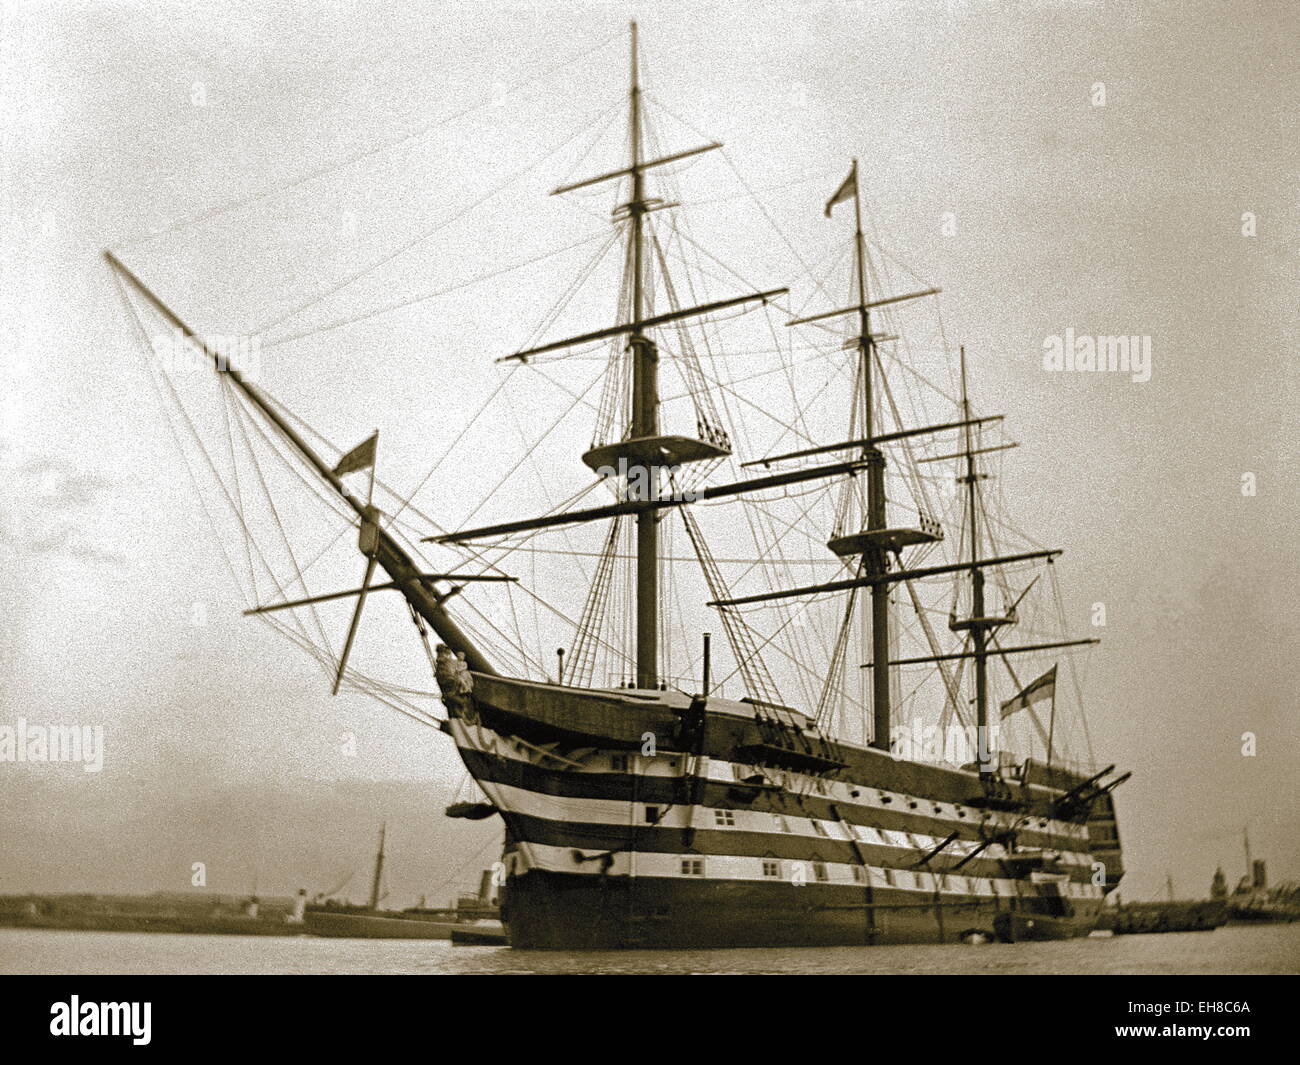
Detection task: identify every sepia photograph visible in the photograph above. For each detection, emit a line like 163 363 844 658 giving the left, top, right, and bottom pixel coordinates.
1 0 1295 1030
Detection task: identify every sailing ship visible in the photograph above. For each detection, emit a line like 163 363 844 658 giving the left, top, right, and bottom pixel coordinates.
107 24 1127 949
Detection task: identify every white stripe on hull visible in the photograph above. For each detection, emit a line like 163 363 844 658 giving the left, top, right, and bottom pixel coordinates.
479 777 1097 872
502 841 1103 900
449 719 1104 902
449 718 1093 850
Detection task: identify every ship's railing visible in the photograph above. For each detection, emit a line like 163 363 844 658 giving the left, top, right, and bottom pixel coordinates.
601 672 701 693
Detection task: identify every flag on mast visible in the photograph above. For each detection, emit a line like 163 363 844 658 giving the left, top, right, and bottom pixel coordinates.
332 432 378 477
824 162 858 217
1000 664 1057 720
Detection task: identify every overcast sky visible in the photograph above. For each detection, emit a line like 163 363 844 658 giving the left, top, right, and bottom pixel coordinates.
2 0 1297 906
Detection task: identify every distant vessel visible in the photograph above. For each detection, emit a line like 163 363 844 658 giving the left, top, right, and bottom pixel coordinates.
109 23 1127 949
0 892 305 936
1102 873 1226 936
304 826 502 940
1224 830 1300 924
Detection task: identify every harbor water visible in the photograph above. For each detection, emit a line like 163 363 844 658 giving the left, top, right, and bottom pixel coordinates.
1 922 1296 976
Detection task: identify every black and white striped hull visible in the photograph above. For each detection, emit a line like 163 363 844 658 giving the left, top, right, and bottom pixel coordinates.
445 687 1113 950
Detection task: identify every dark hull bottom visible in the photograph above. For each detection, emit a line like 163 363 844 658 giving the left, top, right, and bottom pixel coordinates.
1227 909 1300 924
451 925 509 945
1102 900 1228 935
503 871 1100 950
303 911 455 939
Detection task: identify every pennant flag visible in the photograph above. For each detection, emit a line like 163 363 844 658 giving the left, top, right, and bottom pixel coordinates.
1000 664 1057 720
824 163 857 218
332 432 377 477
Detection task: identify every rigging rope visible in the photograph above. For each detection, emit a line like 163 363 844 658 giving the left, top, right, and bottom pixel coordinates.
263 227 615 350
252 98 626 337
115 30 626 250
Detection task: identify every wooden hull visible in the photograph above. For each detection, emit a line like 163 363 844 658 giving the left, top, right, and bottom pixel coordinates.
503 870 1101 950
447 676 1123 950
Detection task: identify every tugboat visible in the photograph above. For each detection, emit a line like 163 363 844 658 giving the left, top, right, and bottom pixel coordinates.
304 826 503 940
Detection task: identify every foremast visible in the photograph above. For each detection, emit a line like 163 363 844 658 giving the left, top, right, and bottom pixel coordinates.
626 23 659 689
436 22 813 694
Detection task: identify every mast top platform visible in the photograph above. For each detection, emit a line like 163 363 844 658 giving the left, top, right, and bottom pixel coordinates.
583 434 731 474
827 523 943 559
947 612 1016 634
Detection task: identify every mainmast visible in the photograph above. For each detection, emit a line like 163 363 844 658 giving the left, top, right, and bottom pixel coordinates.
812 161 926 749
847 162 893 750
717 170 1105 749
627 22 659 689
